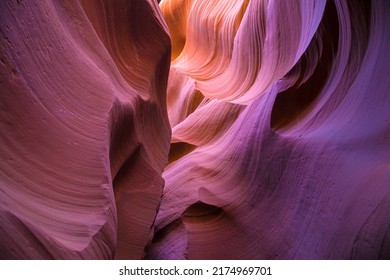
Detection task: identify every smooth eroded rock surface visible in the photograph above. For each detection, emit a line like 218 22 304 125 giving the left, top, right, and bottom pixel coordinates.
0 0 171 259
147 0 390 259
1 0 389 260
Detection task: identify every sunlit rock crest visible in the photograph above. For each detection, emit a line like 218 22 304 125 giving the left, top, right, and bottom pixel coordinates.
149 0 390 260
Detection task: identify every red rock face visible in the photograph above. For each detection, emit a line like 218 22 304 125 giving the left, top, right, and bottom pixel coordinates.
1 0 390 259
0 0 170 259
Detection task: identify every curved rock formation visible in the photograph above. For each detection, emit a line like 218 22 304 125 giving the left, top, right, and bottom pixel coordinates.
148 0 390 259
1 0 390 260
0 0 171 259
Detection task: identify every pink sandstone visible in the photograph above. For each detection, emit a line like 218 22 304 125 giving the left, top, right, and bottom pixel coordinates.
1 0 389 259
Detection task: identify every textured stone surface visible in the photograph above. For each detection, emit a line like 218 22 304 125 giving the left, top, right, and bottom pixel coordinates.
0 0 171 259
1 0 389 260
148 0 390 259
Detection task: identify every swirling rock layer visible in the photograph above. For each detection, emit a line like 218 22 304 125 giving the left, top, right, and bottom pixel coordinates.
1 0 390 259
148 0 390 259
0 0 170 259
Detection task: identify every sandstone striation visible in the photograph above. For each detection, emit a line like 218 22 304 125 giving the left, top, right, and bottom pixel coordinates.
1 0 389 260
0 0 171 259
148 0 390 259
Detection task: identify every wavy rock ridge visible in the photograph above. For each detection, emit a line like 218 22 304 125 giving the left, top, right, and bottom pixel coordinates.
1 0 170 259
149 0 390 260
1 0 390 259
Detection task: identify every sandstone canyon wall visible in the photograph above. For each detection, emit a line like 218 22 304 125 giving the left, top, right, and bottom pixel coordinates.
1 0 171 259
1 0 389 259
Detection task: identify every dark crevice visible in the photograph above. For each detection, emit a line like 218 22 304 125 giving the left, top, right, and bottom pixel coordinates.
168 142 196 164
183 201 224 224
150 218 183 245
112 144 141 194
144 218 185 260
270 1 339 130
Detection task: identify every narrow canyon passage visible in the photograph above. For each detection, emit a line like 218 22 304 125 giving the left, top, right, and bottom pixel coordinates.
1 0 390 260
